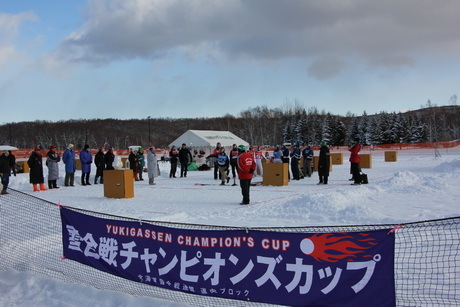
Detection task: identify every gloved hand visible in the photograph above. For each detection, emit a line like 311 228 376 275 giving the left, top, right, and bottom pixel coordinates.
249 169 254 174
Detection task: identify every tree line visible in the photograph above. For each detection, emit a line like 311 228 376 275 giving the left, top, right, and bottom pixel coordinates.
1 105 459 150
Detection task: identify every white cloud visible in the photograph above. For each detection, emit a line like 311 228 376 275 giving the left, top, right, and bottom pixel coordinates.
44 0 460 78
0 12 37 66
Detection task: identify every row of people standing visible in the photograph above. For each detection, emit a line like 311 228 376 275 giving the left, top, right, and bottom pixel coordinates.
129 146 160 185
28 144 160 190
24 144 115 191
272 144 314 181
209 143 265 184
62 144 115 187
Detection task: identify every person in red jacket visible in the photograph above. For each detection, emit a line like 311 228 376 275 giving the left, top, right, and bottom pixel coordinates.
349 139 362 185
237 145 256 205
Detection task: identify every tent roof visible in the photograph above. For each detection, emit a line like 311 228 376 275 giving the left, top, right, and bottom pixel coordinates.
169 130 249 148
0 145 18 151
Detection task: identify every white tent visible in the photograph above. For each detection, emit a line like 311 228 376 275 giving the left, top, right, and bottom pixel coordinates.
169 130 249 148
0 145 18 151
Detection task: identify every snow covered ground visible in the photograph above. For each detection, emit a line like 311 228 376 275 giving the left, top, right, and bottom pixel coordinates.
1 149 459 306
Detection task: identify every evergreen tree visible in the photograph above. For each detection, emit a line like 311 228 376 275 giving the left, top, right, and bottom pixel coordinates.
348 117 360 143
321 114 333 144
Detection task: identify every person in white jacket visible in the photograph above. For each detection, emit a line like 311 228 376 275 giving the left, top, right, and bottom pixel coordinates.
147 146 160 185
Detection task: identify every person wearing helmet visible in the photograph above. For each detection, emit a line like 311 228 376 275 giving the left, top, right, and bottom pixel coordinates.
237 145 256 205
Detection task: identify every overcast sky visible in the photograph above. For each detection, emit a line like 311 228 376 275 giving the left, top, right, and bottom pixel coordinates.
1 0 459 123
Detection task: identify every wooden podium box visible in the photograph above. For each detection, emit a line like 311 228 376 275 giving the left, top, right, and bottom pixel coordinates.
360 154 372 168
385 151 398 162
16 161 30 173
330 153 343 165
263 163 288 186
103 169 134 198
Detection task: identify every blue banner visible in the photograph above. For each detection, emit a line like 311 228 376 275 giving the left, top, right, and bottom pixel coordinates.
60 207 395 306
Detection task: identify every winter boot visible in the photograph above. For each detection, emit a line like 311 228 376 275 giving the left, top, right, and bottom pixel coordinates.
48 181 53 189
94 177 98 184
39 183 48 191
53 180 59 189
33 184 40 192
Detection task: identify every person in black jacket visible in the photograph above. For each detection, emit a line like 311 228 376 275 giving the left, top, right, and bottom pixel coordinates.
28 146 47 191
169 145 179 178
290 144 301 180
104 146 115 170
281 145 291 181
8 150 16 176
318 141 330 185
128 148 139 181
94 147 105 184
178 143 192 178
0 150 11 194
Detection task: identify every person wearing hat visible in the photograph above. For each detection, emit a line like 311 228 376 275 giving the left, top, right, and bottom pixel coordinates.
0 150 11 194
302 145 314 178
28 146 47 191
236 145 256 205
349 138 362 185
290 144 302 180
128 147 140 181
62 144 76 186
281 145 291 181
147 146 160 185
178 143 192 178
79 144 93 186
169 145 179 178
137 147 145 181
212 142 222 180
8 150 17 177
94 146 105 184
254 146 265 178
317 141 330 185
46 145 61 189
216 147 230 185
229 144 239 185
104 146 115 170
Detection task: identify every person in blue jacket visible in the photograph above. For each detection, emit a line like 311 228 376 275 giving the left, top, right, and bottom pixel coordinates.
302 145 314 178
62 144 76 187
216 147 230 185
79 144 93 186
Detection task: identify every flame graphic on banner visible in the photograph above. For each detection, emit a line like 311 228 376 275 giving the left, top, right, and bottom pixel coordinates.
300 233 378 263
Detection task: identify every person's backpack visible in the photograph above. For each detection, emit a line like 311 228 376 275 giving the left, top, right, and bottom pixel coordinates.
360 173 369 184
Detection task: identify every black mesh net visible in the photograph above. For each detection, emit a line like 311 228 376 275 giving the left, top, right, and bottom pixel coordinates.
1 189 459 306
